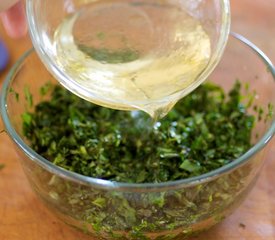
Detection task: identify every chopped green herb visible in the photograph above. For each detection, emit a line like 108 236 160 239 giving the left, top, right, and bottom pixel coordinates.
24 86 33 108
21 81 262 239
78 44 139 64
265 103 274 123
22 81 255 183
22 113 32 126
9 87 19 102
40 81 53 96
258 107 264 121
92 198 106 208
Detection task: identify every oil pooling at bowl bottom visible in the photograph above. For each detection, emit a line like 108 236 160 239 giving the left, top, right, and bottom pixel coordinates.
52 0 211 120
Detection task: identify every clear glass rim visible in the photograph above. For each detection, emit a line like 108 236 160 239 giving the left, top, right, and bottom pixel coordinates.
26 0 231 109
1 33 275 190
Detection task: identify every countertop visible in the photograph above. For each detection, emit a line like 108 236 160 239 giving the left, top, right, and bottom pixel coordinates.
0 1 275 239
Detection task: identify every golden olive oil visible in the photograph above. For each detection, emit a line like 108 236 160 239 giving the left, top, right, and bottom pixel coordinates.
53 0 211 119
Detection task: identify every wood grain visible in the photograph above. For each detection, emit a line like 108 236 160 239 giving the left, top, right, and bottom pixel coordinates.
0 1 275 239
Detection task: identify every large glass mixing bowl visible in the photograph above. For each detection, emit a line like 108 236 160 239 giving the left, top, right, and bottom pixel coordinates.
1 34 274 239
26 0 230 115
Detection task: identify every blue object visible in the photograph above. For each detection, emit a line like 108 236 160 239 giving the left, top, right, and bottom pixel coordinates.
0 39 9 71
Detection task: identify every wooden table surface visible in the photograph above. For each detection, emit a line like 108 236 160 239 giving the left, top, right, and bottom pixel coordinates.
0 1 275 239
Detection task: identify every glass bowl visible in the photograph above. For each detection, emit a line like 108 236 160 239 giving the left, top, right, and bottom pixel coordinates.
26 0 230 114
1 34 274 240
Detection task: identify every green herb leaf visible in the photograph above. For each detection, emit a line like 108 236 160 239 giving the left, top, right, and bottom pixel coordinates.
92 197 106 208
40 81 53 96
22 112 32 126
9 87 19 102
180 160 201 173
24 86 33 108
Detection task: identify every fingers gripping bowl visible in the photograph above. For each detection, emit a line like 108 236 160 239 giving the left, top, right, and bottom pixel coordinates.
1 34 275 239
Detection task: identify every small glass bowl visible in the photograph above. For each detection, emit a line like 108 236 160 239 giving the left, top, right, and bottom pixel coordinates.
1 34 274 239
26 0 230 112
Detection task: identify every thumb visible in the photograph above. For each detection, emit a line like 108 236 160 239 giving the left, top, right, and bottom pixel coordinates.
1 1 27 38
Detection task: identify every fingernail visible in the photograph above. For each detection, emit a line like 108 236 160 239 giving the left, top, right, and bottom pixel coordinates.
0 1 27 39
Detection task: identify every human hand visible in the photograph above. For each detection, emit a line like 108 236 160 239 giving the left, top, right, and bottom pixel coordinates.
0 0 27 38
